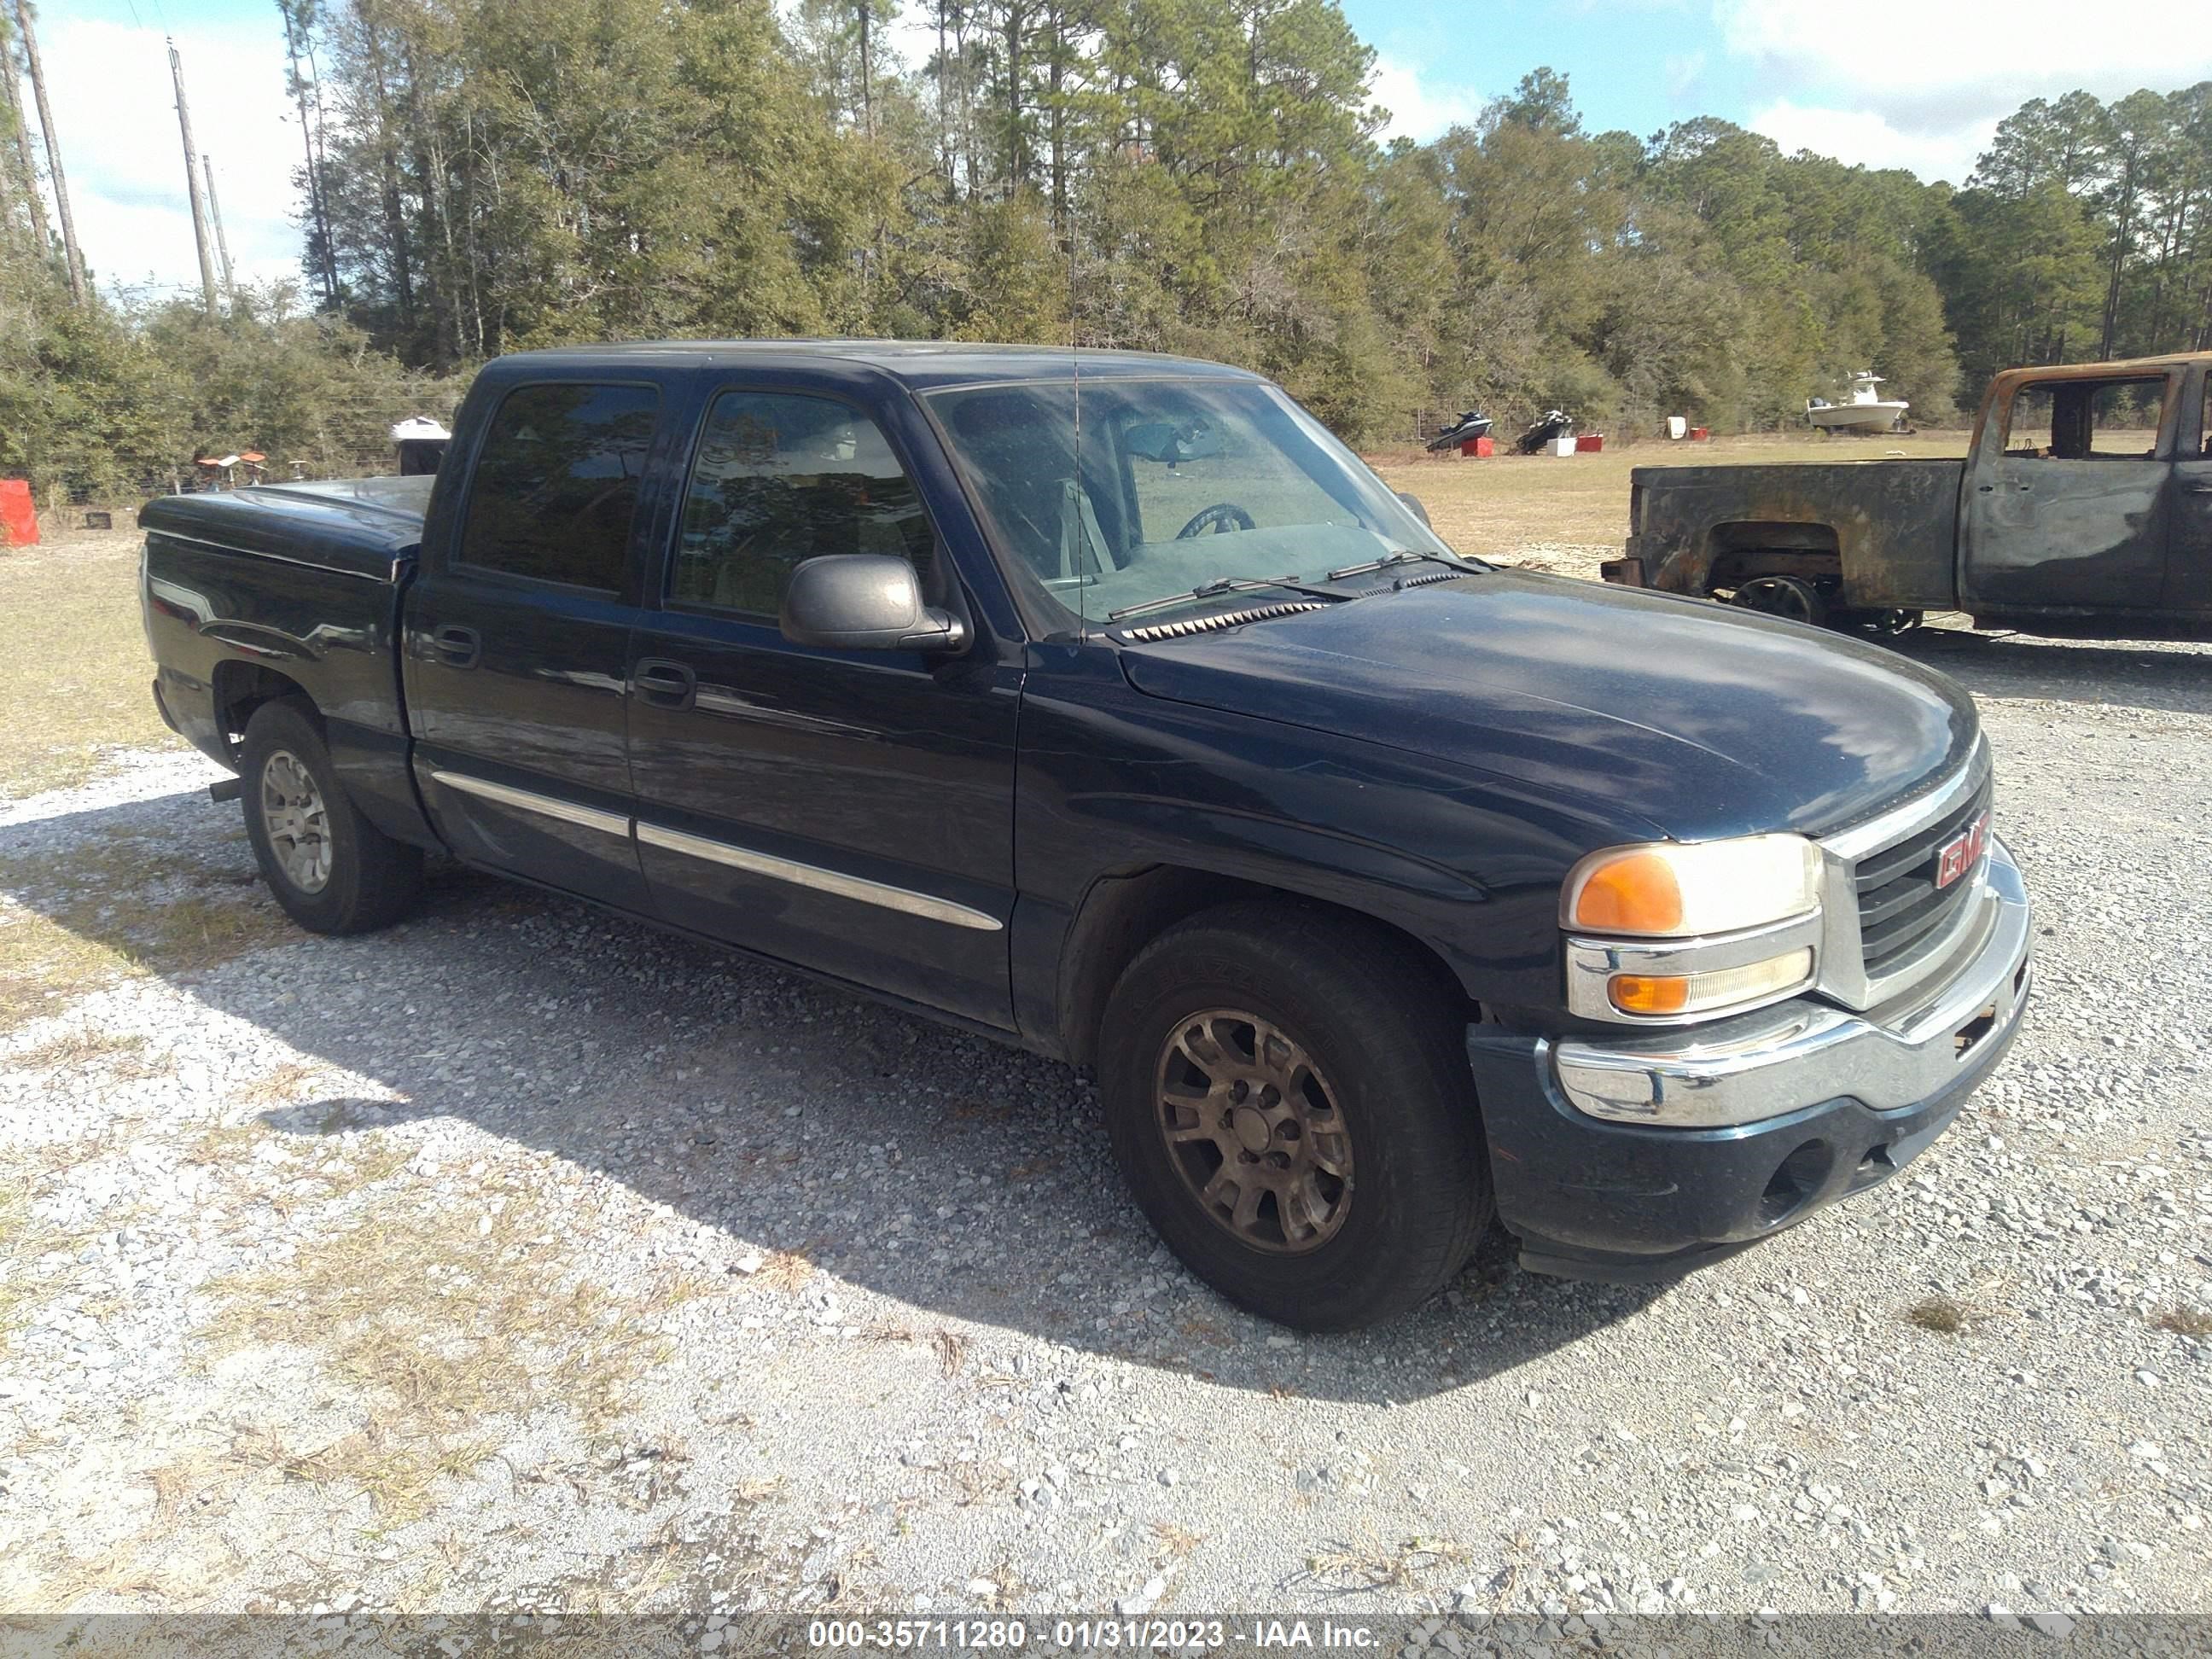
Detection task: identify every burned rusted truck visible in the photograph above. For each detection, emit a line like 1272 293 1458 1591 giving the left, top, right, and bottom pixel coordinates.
1603 353 2212 639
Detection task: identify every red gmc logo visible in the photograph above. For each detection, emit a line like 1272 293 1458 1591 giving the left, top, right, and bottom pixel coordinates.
1935 811 1990 890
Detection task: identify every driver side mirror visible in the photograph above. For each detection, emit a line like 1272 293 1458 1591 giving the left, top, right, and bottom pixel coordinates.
1395 491 1432 527
780 555 967 654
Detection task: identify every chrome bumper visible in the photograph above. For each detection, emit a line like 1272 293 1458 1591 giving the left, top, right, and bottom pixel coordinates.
1546 837 2031 1128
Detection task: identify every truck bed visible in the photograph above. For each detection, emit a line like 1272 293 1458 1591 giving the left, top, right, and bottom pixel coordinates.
140 475 430 845
1625 459 1965 610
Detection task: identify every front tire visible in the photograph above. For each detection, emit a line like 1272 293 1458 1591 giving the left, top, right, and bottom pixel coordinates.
1097 902 1491 1330
240 698 423 935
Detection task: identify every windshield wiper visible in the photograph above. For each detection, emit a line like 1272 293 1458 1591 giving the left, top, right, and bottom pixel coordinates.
1323 549 1484 583
1105 573 1359 623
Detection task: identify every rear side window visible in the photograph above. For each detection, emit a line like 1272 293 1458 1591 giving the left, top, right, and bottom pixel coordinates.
457 382 661 589
668 391 934 618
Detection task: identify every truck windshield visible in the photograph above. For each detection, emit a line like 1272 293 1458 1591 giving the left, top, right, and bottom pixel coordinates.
924 377 1462 630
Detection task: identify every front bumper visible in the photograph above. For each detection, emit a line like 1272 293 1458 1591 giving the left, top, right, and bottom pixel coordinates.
1469 838 2031 1282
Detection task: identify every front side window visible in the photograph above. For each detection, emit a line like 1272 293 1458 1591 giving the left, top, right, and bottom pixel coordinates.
2005 376 2166 460
670 392 934 618
457 382 661 589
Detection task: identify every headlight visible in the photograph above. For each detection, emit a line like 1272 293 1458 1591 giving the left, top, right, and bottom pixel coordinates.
1563 834 1826 1022
1562 835 1822 938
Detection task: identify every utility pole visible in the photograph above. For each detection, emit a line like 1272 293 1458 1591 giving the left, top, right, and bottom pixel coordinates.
0 29 55 254
167 38 218 315
202 154 235 294
13 0 83 306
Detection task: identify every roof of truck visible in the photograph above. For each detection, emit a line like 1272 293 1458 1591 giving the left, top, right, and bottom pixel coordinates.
487 340 1269 392
1988 351 2212 384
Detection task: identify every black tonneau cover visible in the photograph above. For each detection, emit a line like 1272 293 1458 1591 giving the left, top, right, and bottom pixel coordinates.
140 474 432 582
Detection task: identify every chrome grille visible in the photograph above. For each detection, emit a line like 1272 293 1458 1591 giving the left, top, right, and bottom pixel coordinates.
1853 778 1991 975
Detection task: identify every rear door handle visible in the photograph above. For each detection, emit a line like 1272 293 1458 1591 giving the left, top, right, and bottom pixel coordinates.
431 625 480 668
632 658 697 708
2190 482 2212 494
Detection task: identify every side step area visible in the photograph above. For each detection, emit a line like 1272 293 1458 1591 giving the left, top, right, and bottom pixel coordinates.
208 777 242 804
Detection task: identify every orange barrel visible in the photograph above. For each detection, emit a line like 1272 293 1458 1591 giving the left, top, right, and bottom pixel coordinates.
0 480 38 546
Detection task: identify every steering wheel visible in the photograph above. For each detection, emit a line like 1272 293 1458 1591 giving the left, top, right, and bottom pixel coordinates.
1175 502 1256 538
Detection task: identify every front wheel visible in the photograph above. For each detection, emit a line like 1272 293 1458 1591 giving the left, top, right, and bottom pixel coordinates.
1097 902 1491 1330
240 698 424 935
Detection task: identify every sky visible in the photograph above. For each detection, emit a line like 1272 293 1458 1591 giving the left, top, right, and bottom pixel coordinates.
22 0 2212 303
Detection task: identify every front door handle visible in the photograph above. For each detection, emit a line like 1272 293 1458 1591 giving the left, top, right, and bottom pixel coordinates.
632 658 697 708
2190 482 2212 494
432 625 480 668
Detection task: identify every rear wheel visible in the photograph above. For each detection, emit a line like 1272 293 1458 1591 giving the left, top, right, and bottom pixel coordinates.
240 698 423 934
1097 902 1490 1330
1730 573 1830 628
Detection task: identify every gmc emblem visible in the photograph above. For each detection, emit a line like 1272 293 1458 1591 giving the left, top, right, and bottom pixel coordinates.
1934 811 1990 890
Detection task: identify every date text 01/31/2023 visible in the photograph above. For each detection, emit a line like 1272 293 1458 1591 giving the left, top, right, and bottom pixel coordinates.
804 1620 1382 1650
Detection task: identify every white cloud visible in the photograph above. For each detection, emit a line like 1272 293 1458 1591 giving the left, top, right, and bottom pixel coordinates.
1749 99 1998 186
1370 55 1484 143
1715 0 2212 169
26 17 303 302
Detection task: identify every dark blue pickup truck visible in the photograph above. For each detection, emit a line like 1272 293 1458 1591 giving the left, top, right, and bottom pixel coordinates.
139 342 2033 1329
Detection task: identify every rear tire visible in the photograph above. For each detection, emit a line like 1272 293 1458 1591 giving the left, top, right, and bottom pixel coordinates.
1097 902 1491 1330
240 698 423 935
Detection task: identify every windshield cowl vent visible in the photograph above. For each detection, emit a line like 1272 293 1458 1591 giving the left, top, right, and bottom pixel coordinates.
1112 601 1326 643
1359 568 1466 597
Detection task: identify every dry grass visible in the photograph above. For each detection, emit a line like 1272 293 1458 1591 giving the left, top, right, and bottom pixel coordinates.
1368 429 1970 565
0 528 183 800
1304 1534 1472 1590
194 1202 711 1522
1904 1295 1975 1335
2153 1305 2212 1338
4 1027 155 1075
0 834 290 1034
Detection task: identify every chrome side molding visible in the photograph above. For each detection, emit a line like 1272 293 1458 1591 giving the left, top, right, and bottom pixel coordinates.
635 822 1004 932
428 769 632 838
428 766 1004 931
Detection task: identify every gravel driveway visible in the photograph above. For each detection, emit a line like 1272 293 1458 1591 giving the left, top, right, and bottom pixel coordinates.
0 624 2206 1624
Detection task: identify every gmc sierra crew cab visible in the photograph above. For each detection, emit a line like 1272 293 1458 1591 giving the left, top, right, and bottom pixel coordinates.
140 342 2034 1330
1604 352 2212 639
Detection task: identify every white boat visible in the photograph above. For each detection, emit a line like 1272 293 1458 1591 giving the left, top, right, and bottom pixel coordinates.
1807 371 1908 434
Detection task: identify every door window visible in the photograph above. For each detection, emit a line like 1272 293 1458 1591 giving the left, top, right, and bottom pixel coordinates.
2004 377 2165 460
669 393 934 618
456 382 661 590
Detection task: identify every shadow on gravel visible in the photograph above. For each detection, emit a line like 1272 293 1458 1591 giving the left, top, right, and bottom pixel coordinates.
9 787 1664 1405
1886 628 2212 715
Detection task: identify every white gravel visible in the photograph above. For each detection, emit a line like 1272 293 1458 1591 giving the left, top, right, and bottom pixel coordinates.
0 628 2206 1621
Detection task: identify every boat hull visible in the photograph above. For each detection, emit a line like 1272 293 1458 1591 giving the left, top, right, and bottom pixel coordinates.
1808 402 1909 433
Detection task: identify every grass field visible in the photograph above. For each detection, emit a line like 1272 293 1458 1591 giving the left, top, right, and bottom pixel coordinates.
0 521 181 798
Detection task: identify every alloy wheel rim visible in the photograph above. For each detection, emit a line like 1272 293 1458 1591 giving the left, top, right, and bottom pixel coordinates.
260 749 333 894
1734 574 1821 624
1152 1008 1353 1254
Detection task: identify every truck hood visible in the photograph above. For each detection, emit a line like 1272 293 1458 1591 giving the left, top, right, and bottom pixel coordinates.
1115 569 1980 841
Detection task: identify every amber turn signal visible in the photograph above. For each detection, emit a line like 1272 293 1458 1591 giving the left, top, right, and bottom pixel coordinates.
1607 948 1814 1019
